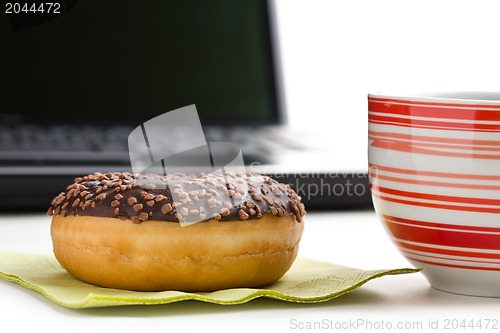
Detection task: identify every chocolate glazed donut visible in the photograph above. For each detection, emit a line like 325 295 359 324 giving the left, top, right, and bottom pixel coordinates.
48 172 305 291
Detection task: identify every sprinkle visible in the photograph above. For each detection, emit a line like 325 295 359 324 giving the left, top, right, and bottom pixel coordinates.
131 216 140 224
96 193 107 200
270 207 278 215
181 207 189 216
72 198 80 207
239 209 249 220
145 193 154 200
114 207 119 215
133 203 143 212
111 200 120 207
139 212 149 221
220 208 230 216
223 202 232 209
161 203 173 214
155 195 166 202
128 197 137 206
261 185 269 195
55 195 65 205
263 197 274 205
146 200 155 207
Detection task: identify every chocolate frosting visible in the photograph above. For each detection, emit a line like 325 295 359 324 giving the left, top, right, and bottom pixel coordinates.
48 172 305 223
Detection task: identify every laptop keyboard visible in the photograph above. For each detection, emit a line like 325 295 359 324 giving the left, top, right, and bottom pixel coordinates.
0 124 131 152
0 124 306 165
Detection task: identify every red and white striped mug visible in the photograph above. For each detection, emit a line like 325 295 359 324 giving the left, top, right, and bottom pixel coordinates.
368 92 500 297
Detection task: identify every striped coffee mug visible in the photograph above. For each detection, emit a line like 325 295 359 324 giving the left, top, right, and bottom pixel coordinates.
368 92 500 297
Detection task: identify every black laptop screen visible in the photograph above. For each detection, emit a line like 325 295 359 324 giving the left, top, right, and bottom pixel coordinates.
0 0 280 126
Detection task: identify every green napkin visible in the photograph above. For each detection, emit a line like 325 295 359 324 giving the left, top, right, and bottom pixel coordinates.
0 250 420 308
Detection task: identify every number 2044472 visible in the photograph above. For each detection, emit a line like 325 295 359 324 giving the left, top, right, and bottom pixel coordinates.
5 2 61 14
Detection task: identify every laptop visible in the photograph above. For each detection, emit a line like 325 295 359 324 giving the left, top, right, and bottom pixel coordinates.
0 0 371 211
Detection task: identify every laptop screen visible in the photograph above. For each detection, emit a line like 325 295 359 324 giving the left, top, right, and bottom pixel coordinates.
0 0 281 126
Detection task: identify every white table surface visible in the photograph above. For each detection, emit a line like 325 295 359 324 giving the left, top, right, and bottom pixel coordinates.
0 211 498 333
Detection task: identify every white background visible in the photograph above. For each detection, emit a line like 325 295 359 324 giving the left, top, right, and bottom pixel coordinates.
276 0 500 170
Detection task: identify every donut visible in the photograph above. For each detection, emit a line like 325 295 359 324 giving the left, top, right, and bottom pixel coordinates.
47 172 305 291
